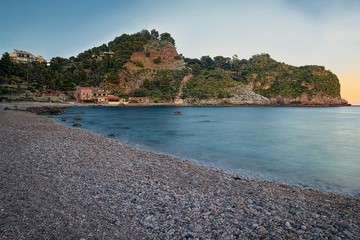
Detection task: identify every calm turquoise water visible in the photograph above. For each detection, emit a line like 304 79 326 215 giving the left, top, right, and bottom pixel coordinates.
54 106 360 195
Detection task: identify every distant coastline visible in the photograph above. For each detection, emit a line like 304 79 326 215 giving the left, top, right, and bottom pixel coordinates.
0 100 352 113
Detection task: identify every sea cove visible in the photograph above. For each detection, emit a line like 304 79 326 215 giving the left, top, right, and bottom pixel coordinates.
54 106 360 196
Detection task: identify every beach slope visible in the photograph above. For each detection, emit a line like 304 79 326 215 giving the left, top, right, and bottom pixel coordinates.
0 109 359 239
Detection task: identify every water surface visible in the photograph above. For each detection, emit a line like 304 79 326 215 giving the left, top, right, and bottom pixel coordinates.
54 106 360 195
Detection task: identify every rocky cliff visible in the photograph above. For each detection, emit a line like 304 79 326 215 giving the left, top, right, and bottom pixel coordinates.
186 87 270 106
113 41 185 94
269 93 348 106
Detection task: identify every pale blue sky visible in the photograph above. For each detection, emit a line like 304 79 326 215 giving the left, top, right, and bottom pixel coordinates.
1 0 359 102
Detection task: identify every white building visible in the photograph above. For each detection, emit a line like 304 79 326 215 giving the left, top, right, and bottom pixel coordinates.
9 49 46 63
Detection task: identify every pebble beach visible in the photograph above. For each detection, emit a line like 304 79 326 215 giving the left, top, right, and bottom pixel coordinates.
0 107 359 239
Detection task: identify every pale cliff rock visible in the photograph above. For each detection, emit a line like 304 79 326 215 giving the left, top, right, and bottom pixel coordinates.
186 88 270 106
270 93 349 106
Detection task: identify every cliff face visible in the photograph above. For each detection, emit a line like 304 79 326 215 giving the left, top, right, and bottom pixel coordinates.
269 93 348 106
186 87 270 106
126 41 184 71
108 41 185 94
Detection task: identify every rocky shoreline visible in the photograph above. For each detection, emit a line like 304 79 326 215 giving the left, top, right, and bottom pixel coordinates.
0 98 352 111
0 108 359 239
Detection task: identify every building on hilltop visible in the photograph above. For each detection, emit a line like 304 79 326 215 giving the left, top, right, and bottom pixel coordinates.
99 51 115 57
35 55 46 63
91 51 115 60
10 49 34 63
9 49 46 64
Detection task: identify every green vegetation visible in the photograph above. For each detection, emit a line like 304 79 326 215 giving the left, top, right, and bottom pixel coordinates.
131 69 188 102
182 69 238 100
0 29 342 103
0 29 176 98
153 56 161 64
184 53 341 99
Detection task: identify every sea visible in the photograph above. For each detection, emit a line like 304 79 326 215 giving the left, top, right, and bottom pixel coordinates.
53 106 360 196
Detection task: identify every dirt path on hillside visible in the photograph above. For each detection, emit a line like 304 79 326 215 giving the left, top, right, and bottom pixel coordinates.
176 73 193 99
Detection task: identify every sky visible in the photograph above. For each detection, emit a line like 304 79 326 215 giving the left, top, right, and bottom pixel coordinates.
1 0 359 104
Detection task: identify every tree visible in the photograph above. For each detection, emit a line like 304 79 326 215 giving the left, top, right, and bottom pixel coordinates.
200 56 215 70
150 29 159 40
214 56 231 70
160 32 175 45
132 88 149 97
0 52 13 83
154 56 161 64
49 57 68 71
191 64 202 76
140 29 151 41
184 58 201 66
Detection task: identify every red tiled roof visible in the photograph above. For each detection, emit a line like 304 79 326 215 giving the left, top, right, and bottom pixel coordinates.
107 95 120 101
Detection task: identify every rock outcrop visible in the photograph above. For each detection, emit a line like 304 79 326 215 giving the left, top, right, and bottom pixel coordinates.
126 41 184 71
111 41 185 94
186 87 270 106
269 93 349 106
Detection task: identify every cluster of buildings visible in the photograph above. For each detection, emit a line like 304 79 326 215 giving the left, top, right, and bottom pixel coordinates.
6 48 152 105
73 86 149 105
9 49 46 64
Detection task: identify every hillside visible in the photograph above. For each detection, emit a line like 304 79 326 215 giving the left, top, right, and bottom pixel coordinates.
184 54 348 106
234 54 347 105
181 69 269 105
113 40 185 94
0 29 349 106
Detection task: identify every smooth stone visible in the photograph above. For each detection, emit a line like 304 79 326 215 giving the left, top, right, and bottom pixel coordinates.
285 221 292 228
